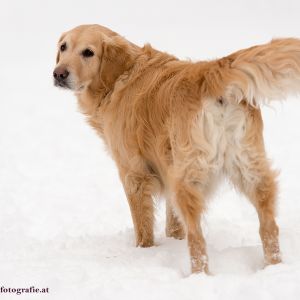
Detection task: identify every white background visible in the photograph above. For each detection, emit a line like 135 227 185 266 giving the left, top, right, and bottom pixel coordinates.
1 0 300 299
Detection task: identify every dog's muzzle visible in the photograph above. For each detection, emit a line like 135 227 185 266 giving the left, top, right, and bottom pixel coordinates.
53 66 70 89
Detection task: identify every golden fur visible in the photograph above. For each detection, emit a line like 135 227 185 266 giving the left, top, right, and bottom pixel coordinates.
53 24 300 274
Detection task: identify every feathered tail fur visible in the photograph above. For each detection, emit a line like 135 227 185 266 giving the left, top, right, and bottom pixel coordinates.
203 38 300 106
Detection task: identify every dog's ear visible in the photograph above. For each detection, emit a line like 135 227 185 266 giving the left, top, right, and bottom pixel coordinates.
99 36 138 90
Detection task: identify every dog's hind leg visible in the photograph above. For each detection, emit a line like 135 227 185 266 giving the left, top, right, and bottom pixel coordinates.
246 166 281 265
252 168 281 265
168 161 209 274
226 141 281 266
173 178 208 274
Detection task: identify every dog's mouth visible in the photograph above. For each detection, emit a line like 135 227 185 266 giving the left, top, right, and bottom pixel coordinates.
54 79 71 89
54 79 85 93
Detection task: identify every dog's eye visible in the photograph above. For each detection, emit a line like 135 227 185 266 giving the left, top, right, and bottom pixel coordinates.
60 43 67 52
82 49 94 58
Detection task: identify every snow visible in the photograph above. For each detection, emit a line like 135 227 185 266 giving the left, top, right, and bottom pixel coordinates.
1 0 300 299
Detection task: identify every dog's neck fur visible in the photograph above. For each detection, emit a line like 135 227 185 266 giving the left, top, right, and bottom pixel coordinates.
77 86 107 115
75 43 178 138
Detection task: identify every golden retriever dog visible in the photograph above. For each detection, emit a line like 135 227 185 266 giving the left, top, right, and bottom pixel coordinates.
53 24 300 274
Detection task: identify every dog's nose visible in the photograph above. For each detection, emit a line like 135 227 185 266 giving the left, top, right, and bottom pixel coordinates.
53 66 69 81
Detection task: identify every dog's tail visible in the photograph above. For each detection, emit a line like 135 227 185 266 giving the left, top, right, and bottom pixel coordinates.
202 38 300 106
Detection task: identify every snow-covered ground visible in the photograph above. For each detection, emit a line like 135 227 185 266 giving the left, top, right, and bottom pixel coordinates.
1 0 300 299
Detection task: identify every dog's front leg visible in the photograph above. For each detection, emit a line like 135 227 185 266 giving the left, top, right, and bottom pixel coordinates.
121 170 160 247
166 200 185 240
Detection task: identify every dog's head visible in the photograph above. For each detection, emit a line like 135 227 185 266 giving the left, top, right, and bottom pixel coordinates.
53 24 138 94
